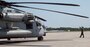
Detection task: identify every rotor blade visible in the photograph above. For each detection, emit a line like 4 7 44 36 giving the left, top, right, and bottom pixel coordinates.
35 16 47 21
10 5 89 18
9 2 80 6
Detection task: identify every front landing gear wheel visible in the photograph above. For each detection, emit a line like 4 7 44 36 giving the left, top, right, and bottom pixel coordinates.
38 36 43 41
7 38 11 40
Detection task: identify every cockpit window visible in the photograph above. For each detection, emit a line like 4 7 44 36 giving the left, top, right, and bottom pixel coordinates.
36 22 41 26
7 10 12 12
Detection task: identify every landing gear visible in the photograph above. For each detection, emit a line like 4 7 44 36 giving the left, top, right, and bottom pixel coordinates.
38 36 43 41
43 32 46 36
7 38 11 40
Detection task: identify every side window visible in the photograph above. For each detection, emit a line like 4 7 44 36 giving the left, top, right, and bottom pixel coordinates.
7 10 12 12
15 10 21 13
36 22 41 26
26 22 33 29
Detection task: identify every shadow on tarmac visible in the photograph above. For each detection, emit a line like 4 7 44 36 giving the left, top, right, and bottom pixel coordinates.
8 45 51 47
0 40 51 47
0 38 73 45
0 40 38 45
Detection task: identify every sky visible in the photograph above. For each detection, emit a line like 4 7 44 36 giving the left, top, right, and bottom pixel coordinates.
5 0 90 28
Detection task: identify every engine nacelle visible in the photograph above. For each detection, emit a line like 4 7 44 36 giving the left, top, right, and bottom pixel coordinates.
0 13 28 22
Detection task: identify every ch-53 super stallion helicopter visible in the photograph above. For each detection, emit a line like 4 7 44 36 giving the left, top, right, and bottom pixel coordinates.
0 0 88 41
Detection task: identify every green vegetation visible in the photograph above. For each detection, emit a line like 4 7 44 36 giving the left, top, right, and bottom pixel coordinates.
46 27 90 31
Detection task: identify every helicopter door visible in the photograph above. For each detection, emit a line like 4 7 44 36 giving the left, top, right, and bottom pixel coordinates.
26 22 33 29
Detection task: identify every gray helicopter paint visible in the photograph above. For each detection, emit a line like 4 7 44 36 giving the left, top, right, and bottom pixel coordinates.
2 13 28 22
0 29 32 38
0 18 45 38
0 7 46 39
12 22 26 29
0 21 45 38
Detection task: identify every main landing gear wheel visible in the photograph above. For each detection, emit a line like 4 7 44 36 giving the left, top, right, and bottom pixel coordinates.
38 36 43 41
7 38 11 40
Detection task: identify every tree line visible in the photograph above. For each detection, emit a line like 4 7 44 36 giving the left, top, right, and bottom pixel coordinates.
46 27 90 31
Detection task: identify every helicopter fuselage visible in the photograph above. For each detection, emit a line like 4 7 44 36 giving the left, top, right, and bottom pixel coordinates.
0 7 46 40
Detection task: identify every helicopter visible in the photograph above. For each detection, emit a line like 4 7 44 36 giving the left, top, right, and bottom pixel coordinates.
0 0 88 41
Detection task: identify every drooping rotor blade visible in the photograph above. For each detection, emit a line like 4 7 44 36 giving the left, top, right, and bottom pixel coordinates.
10 4 89 18
35 16 47 21
0 0 80 7
8 2 80 6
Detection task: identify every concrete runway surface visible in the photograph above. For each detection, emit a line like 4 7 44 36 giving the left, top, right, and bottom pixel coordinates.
0 31 90 47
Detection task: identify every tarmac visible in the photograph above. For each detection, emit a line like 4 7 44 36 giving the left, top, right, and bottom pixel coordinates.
0 31 90 47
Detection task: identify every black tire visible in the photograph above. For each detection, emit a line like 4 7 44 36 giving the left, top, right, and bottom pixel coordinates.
43 32 46 36
7 38 11 40
38 36 43 41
